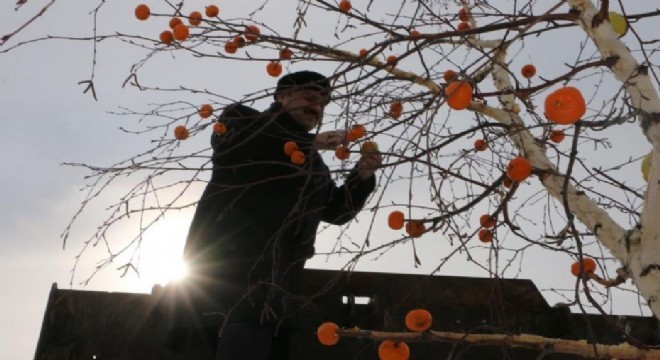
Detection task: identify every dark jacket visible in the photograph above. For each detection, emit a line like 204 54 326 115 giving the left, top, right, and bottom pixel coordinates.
182 102 375 323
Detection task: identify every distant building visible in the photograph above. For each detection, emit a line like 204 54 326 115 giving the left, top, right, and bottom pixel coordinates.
34 269 659 359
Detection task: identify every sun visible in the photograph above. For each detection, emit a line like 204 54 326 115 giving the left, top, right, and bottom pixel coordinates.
139 218 190 287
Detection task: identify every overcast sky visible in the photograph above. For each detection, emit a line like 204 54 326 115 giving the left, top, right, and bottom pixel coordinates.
1 1 658 359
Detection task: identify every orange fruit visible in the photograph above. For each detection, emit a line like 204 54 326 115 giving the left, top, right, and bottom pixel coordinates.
478 229 493 243
135 4 150 21
232 35 246 48
378 341 410 360
266 62 283 77
457 21 470 31
544 86 586 125
346 124 366 142
474 139 487 151
388 211 405 230
506 156 532 182
317 322 340 346
445 81 473 110
244 25 261 42
174 125 189 140
280 48 293 60
458 8 469 22
173 24 189 41
502 177 513 188
189 11 202 26
338 0 352 13
389 101 403 119
549 130 565 143
405 220 426 238
479 214 495 228
409 29 421 37
224 41 238 54
570 257 597 277
335 145 350 160
405 309 432 332
205 5 220 18
521 64 536 79
358 48 368 58
291 150 305 165
283 141 298 156
198 104 213 118
443 70 457 82
212 122 227 135
169 17 183 29
159 30 174 44
386 55 398 65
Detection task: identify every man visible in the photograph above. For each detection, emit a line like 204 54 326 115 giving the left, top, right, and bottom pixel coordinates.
181 71 381 359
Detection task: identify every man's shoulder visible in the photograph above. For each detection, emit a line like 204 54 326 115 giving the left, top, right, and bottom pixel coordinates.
220 103 263 123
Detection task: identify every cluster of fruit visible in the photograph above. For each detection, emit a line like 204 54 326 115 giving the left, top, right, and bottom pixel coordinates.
134 4 220 44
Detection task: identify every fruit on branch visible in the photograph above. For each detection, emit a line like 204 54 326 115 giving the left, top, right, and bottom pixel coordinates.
361 141 379 154
378 340 410 360
290 150 305 165
134 4 150 21
405 308 432 332
474 139 488 151
445 81 473 110
169 17 183 29
458 8 469 22
317 322 340 346
389 101 403 119
198 104 213 118
212 122 227 135
506 156 532 182
335 145 350 160
405 220 426 238
358 48 368 58
283 141 298 156
174 125 190 140
224 41 238 54
388 211 405 230
386 55 398 66
443 70 457 82
544 86 586 125
347 124 366 142
608 11 628 37
642 151 653 182
205 5 220 18
266 62 283 77
339 0 352 14
244 25 261 42
479 214 495 228
409 29 420 38
233 35 246 48
159 31 174 45
549 130 565 143
521 64 536 79
173 24 189 41
570 257 597 277
478 229 493 243
279 48 293 60
457 22 470 31
189 11 202 26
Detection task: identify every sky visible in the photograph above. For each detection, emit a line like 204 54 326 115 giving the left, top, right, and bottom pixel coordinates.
1 1 658 359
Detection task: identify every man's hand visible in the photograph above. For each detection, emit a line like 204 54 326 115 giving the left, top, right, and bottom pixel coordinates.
357 145 382 180
313 130 347 150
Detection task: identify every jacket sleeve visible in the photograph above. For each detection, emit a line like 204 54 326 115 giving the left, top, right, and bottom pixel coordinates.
320 169 376 225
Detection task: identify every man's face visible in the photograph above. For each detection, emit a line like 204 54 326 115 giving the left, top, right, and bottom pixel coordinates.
277 86 329 131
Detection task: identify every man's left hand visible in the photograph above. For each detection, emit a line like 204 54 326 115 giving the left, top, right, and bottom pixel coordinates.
357 149 382 180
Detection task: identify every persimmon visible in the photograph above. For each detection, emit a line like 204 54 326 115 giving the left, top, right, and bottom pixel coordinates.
389 101 403 119
173 24 189 41
198 104 213 118
458 8 469 22
405 309 432 332
443 70 457 82
335 145 350 160
283 141 298 156
232 35 246 48
159 30 174 45
478 229 493 243
347 124 366 142
317 322 340 346
244 25 261 42
388 211 405 230
224 41 238 54
502 177 513 188
457 21 470 31
521 64 536 79
338 0 352 13
169 17 183 29
135 4 150 21
445 81 473 110
386 55 398 66
506 156 532 182
570 257 597 277
205 5 220 18
479 214 495 228
358 48 368 58
212 122 227 135
266 62 283 77
544 86 586 125
189 11 202 26
378 341 410 360
549 130 565 143
174 125 189 140
405 220 426 238
279 48 293 60
409 29 421 38
291 150 306 165
474 139 487 151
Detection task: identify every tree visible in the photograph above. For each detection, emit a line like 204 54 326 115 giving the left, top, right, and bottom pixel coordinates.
4 0 660 357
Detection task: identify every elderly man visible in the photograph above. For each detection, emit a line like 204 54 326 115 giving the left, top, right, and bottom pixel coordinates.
181 71 381 359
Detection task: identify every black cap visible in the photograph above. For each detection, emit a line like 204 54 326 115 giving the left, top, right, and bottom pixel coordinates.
274 71 331 100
